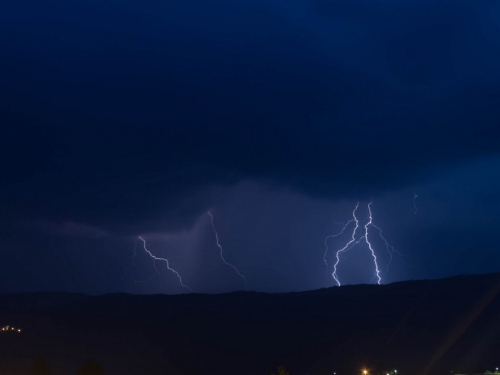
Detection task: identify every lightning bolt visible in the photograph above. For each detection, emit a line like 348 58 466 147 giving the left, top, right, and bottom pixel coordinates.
330 201 399 286
324 219 355 268
208 211 248 289
413 190 419 215
365 201 381 285
332 202 361 286
136 236 192 292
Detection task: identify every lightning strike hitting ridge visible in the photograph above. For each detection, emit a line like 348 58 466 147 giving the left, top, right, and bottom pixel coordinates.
137 236 192 292
208 211 248 289
365 201 382 285
332 202 361 286
329 201 399 286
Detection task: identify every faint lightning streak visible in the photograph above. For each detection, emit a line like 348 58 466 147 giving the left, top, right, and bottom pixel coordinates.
208 211 248 289
332 202 360 286
324 219 355 268
371 222 413 270
413 190 419 215
371 223 396 271
137 236 192 292
135 268 159 284
119 239 137 281
371 222 407 271
365 201 382 285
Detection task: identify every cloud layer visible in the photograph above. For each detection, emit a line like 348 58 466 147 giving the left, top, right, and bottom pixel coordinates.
0 0 499 233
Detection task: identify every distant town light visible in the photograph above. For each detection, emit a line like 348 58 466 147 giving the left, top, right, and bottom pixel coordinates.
1 325 22 333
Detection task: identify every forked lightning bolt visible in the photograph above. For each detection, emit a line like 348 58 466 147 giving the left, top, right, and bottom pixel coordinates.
329 201 398 286
332 202 361 286
137 236 192 292
208 211 248 289
324 218 355 269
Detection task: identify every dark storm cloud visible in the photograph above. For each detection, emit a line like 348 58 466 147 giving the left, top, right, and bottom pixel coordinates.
0 0 499 233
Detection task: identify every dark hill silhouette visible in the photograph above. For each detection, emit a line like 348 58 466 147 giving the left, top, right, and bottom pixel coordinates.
2 273 500 375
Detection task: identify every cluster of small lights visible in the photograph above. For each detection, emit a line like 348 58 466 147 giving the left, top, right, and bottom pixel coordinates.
1 325 21 333
362 369 397 375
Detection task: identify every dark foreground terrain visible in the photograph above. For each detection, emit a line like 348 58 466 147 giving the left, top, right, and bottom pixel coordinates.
1 273 500 375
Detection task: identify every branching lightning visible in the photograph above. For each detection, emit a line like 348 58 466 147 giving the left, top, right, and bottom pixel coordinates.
324 219 355 269
371 221 410 271
136 236 192 292
332 202 361 286
329 201 399 286
208 211 248 289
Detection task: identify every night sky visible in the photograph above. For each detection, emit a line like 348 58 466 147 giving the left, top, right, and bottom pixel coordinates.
1 0 499 294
